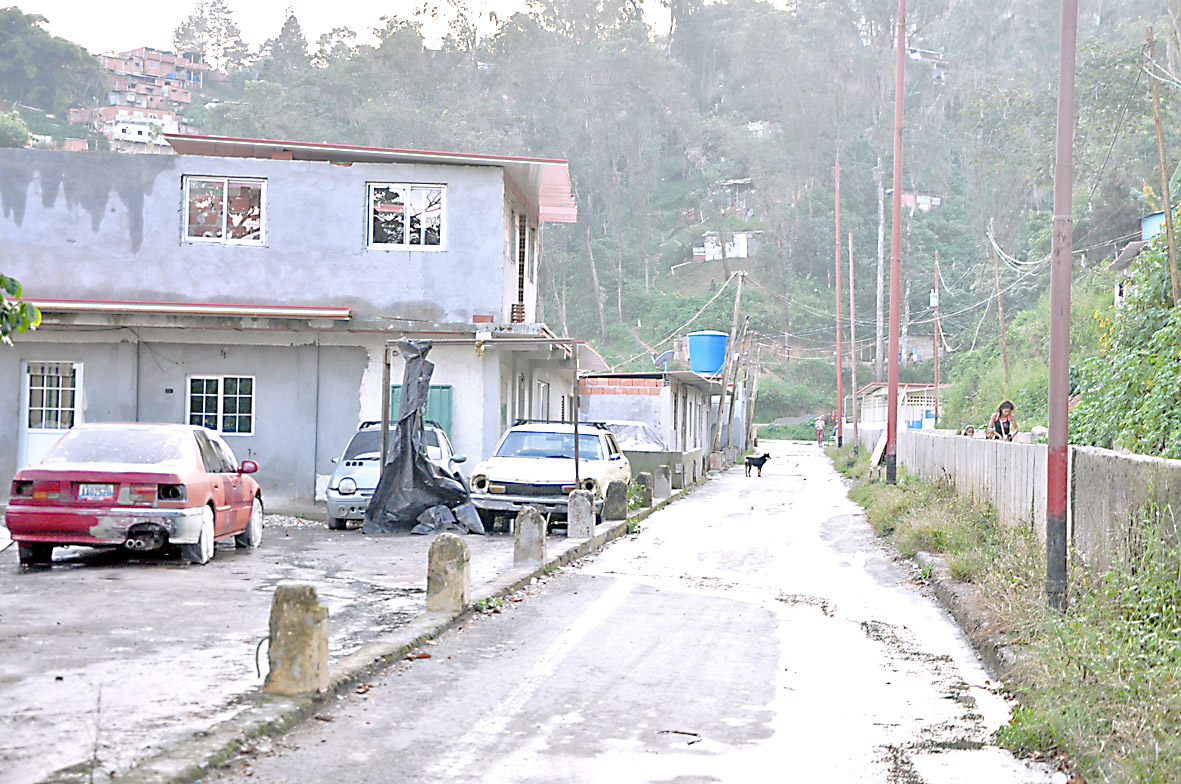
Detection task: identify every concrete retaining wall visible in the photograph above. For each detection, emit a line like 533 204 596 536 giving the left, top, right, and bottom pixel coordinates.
1071 446 1181 567
878 429 1181 569
896 431 1047 539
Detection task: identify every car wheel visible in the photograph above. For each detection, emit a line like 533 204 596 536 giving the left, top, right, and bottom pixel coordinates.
327 513 350 530
17 543 53 567
235 498 264 548
181 506 216 565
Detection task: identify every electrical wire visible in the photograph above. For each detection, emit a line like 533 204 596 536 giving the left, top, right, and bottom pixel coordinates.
610 272 738 370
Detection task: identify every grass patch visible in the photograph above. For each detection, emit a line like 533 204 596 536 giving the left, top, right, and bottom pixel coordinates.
830 442 1181 782
757 422 817 440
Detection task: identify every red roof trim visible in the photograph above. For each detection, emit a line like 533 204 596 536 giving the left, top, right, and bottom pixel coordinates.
28 298 351 319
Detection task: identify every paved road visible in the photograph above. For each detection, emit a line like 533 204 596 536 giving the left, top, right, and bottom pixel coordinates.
0 516 519 784
204 440 1053 784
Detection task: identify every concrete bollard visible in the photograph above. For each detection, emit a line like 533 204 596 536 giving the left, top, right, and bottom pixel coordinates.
567 490 595 538
603 481 628 521
636 472 653 507
264 584 330 696
654 465 672 499
672 463 685 490
513 506 547 566
427 532 470 612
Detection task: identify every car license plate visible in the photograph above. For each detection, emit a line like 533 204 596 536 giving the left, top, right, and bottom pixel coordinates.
78 483 116 502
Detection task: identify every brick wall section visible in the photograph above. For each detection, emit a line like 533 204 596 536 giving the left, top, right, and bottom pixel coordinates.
579 377 662 395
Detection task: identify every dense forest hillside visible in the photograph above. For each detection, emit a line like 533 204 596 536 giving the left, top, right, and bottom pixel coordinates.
4 0 1179 430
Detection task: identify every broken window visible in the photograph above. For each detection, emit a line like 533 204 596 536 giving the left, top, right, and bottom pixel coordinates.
183 176 265 245
187 375 254 435
368 183 444 248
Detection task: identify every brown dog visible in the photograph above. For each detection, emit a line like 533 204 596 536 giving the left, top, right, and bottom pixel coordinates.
744 453 772 477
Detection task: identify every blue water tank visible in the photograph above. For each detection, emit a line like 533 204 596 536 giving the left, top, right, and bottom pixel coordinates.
687 330 728 374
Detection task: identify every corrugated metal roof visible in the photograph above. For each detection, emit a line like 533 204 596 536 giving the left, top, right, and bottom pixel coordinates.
164 133 578 223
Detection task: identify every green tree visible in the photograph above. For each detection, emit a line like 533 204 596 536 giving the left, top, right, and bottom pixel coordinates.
0 8 102 113
173 0 248 71
0 111 29 147
1 271 41 344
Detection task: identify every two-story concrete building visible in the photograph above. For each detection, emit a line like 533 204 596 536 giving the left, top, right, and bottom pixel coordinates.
0 134 587 513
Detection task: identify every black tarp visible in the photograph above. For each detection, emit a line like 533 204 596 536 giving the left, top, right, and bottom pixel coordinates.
363 339 484 535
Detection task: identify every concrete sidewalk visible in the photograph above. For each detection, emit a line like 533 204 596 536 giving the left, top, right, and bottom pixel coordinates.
10 488 688 784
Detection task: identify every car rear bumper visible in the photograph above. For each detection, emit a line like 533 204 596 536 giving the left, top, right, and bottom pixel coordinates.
470 493 603 516
5 505 207 546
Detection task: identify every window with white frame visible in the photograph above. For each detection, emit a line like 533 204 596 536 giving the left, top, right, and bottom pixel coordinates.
26 362 78 429
368 183 444 248
184 176 265 245
187 375 254 435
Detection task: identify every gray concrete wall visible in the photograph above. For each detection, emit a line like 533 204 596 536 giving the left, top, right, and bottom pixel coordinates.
1071 446 1181 568
892 430 1181 570
897 430 1047 537
579 393 663 428
0 149 509 323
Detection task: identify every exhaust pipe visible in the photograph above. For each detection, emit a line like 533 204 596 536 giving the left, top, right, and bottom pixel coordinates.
124 525 166 552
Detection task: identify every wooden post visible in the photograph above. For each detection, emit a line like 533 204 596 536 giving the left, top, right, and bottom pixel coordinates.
723 320 749 451
572 341 581 486
990 241 1010 387
1149 26 1180 307
746 346 762 450
711 273 744 453
380 343 392 467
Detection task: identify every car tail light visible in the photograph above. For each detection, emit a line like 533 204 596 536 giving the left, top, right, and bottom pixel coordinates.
32 481 64 500
11 480 32 498
158 483 187 502
129 483 157 505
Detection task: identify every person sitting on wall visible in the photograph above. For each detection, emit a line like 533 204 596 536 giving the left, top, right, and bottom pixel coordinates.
987 401 1017 441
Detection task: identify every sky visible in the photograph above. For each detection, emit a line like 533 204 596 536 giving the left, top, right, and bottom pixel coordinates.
16 0 558 56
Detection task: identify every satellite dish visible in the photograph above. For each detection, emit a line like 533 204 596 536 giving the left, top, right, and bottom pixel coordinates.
652 350 674 369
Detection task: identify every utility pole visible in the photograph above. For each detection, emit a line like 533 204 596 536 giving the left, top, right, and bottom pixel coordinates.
933 250 940 427
849 232 860 454
746 346 762 450
886 0 906 484
1047 0 1079 612
835 154 844 448
1149 26 1180 307
876 161 886 383
724 319 750 452
990 239 1011 387
711 273 744 454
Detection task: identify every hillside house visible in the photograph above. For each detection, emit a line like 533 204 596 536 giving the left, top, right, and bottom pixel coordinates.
851 382 950 431
0 133 583 512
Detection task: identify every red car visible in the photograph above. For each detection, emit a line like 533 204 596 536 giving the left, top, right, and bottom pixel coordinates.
6 423 263 567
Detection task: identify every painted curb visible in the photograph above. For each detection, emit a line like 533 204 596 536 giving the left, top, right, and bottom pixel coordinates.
50 485 695 784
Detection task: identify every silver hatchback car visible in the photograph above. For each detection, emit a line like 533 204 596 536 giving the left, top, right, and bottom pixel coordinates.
325 421 465 529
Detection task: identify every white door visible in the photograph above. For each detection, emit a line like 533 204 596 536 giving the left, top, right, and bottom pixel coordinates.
18 361 84 468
